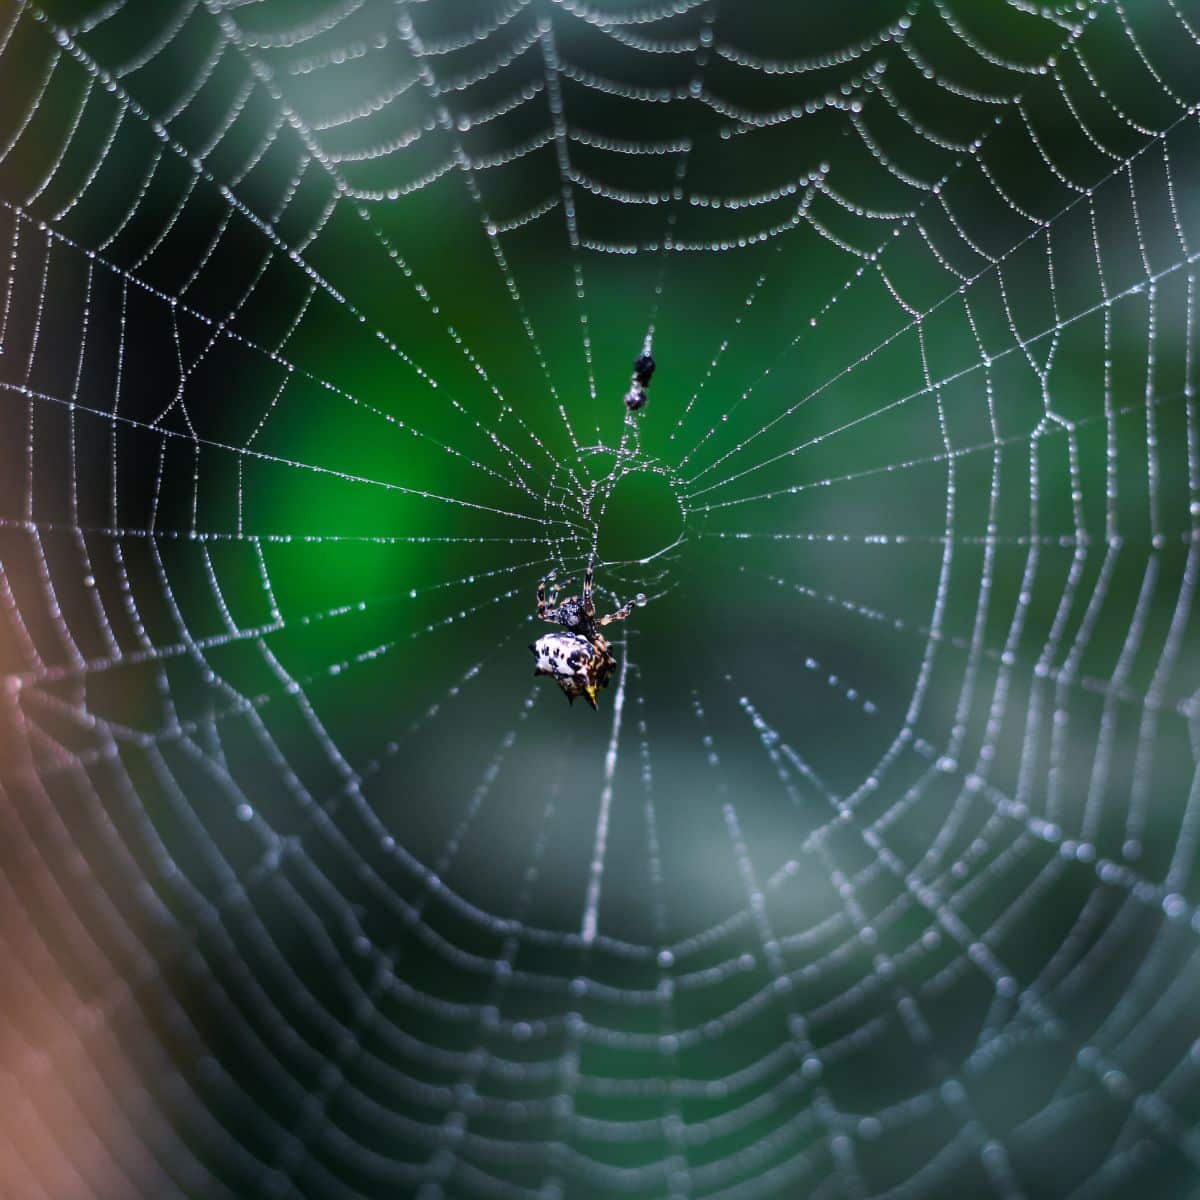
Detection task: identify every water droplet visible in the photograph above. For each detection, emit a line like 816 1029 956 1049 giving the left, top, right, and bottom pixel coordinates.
635 593 647 607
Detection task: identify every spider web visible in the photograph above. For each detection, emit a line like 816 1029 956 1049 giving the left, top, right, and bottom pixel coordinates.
2 0 1200 1196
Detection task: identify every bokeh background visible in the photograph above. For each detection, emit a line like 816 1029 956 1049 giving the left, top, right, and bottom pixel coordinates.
3 0 1200 1196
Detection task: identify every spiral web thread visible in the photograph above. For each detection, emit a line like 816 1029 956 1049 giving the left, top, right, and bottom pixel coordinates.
3 0 1200 1197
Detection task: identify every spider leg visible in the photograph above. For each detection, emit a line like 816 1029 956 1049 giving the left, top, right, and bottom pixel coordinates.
583 565 596 618
538 577 573 622
598 599 635 626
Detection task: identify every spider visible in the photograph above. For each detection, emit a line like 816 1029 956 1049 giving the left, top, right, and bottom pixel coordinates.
530 566 635 708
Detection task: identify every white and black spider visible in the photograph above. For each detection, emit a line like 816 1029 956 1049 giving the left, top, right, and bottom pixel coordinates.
530 567 635 708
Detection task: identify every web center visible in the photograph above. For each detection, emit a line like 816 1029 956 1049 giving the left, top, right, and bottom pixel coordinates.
594 467 686 567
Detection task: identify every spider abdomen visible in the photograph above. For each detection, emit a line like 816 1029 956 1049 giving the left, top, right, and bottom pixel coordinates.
531 631 615 709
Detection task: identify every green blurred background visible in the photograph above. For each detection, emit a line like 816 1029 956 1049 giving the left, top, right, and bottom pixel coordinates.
3 0 1200 1196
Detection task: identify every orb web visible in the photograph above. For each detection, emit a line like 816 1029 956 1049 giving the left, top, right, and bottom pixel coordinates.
2 0 1200 1197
